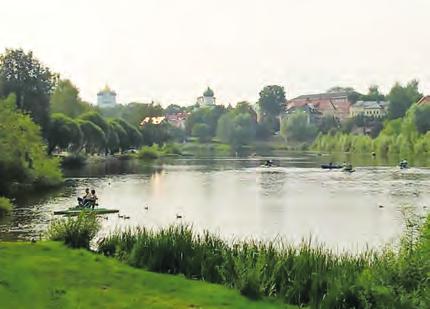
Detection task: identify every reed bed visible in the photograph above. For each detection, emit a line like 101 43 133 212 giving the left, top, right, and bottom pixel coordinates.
96 218 430 308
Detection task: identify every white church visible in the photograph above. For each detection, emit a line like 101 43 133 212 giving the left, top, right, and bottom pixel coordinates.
196 87 216 106
97 85 117 108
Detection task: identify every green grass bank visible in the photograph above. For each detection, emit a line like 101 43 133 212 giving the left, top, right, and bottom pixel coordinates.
0 241 288 309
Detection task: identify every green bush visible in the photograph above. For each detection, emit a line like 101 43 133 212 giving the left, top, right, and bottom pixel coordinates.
137 146 160 160
0 197 12 217
47 212 101 249
161 144 182 156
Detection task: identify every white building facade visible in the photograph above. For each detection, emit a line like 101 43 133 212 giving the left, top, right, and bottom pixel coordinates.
97 85 117 108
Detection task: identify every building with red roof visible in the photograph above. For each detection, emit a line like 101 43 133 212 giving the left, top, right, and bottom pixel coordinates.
286 92 353 121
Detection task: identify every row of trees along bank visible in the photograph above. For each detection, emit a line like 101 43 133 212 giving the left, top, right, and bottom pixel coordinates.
313 103 430 159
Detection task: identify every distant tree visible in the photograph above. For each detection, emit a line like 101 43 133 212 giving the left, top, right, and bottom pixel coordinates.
109 120 129 152
113 118 142 147
360 85 385 102
387 80 422 119
257 85 286 118
106 123 120 154
79 112 109 133
234 101 257 120
414 105 430 134
47 113 82 153
280 111 317 142
319 115 339 134
326 86 360 103
168 125 186 143
77 120 106 154
185 105 226 136
165 104 184 115
192 123 211 143
140 122 170 146
51 79 93 118
0 49 57 133
217 112 256 147
101 102 164 127
326 86 355 93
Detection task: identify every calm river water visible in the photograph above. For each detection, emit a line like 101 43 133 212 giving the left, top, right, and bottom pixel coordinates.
1 152 429 251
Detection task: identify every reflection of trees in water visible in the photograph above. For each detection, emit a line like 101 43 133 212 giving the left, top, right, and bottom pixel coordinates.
257 171 287 196
64 159 163 177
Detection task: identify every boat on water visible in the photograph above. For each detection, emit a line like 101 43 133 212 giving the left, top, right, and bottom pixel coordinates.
342 168 356 173
54 206 119 216
321 164 344 169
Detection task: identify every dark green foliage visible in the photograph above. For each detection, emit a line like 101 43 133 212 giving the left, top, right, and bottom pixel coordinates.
185 105 227 137
113 118 142 147
258 85 286 117
217 112 257 147
281 111 318 142
0 96 62 195
101 102 164 127
77 120 106 154
360 85 386 102
79 112 109 132
137 146 160 160
318 115 339 134
387 80 422 119
140 122 171 146
47 212 101 249
0 48 56 133
414 104 430 134
165 104 185 115
48 113 83 153
192 123 212 143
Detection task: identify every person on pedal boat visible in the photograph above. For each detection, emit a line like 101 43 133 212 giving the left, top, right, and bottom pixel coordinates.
77 188 90 206
88 189 98 209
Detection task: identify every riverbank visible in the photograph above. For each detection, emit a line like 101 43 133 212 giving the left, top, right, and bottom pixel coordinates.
97 220 430 308
0 241 288 309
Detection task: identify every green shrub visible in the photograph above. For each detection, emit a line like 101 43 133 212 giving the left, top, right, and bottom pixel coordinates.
0 197 12 217
161 144 182 156
47 212 101 249
137 146 160 160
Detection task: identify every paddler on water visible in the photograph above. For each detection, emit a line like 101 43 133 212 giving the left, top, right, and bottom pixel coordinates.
400 159 408 169
264 160 274 167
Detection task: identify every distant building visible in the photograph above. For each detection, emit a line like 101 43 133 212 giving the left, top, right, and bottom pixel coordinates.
166 112 188 129
97 85 117 108
140 116 166 127
417 96 430 106
284 103 323 125
196 87 216 106
287 92 352 121
350 101 388 118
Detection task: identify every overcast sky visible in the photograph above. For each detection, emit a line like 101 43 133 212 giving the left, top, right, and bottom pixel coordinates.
1 0 429 106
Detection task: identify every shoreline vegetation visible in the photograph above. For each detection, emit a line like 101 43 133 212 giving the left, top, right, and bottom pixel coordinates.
42 212 430 309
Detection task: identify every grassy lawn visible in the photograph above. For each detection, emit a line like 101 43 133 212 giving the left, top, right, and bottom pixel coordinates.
0 241 291 309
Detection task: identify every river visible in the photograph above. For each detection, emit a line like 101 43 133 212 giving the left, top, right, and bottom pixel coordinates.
1 152 429 252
